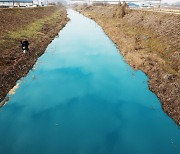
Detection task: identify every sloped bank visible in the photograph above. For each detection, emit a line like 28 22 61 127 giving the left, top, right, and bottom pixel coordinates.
76 5 180 125
0 6 69 104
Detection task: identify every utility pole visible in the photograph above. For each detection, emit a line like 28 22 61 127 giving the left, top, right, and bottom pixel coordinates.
159 0 161 9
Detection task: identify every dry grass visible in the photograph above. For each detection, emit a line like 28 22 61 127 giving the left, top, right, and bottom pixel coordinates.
93 12 175 74
77 5 180 125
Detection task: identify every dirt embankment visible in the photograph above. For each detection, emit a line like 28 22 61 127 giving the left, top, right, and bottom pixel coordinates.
76 5 180 125
0 6 69 104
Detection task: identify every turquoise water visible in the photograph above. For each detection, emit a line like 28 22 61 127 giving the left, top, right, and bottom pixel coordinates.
0 10 180 154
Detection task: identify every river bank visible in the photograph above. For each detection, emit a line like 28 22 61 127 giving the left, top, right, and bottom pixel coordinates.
1 9 180 154
76 5 180 125
0 6 69 104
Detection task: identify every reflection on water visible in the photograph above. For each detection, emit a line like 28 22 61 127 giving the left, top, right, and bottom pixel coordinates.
0 9 180 154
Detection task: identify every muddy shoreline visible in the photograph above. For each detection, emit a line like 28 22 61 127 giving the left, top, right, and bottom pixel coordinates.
76 6 180 125
0 6 69 105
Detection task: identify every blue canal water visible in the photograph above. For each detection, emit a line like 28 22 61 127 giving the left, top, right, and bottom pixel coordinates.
0 10 180 154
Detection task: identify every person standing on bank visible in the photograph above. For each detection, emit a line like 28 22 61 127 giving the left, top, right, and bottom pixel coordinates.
20 40 29 53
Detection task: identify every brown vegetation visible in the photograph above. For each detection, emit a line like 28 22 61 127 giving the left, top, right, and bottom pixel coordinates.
0 6 69 103
76 5 180 125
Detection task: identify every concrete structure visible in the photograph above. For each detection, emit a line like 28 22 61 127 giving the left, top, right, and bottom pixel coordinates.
0 0 46 7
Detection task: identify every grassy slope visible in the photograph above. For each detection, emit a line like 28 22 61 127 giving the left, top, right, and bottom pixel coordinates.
0 6 67 59
0 6 68 102
77 5 180 125
8 9 63 39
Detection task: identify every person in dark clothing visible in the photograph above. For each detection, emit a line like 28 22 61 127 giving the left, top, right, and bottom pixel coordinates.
20 40 29 53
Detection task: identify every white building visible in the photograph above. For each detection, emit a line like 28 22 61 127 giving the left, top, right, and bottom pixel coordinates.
33 0 48 6
0 0 47 7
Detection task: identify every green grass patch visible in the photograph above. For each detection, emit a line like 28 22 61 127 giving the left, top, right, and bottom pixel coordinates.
8 20 44 39
0 39 5 45
8 10 62 40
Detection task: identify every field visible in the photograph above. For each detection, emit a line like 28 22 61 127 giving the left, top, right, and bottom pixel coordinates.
0 6 68 103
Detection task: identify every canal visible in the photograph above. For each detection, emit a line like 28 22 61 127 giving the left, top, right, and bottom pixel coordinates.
0 10 180 154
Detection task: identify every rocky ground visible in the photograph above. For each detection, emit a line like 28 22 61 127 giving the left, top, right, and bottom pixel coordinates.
0 6 69 105
76 5 180 125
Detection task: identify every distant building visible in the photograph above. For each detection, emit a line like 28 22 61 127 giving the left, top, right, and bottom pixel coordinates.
33 0 48 7
0 0 46 7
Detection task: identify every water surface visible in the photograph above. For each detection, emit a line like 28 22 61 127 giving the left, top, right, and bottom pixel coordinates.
0 10 180 154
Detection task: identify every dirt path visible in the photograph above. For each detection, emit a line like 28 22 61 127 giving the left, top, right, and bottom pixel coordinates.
134 8 180 15
0 6 69 104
